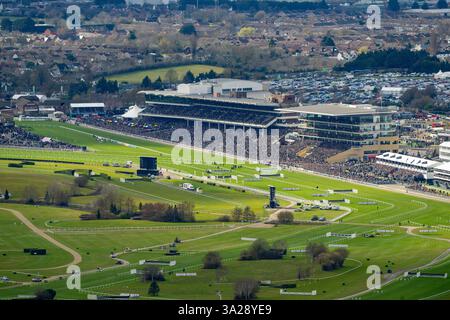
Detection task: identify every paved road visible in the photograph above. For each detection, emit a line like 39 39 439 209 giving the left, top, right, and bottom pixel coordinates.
0 207 82 267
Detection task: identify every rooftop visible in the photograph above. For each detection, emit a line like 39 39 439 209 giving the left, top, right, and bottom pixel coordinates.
376 152 441 169
70 103 105 108
278 103 395 116
435 162 450 172
138 90 278 107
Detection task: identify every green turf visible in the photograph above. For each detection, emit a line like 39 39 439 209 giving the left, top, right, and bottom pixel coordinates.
0 120 448 300
106 64 225 84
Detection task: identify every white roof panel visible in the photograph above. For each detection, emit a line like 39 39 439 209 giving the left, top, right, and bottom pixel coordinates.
376 152 441 169
70 103 105 108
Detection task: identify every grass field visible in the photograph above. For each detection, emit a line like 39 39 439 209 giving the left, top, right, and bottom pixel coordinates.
106 64 225 84
0 120 448 300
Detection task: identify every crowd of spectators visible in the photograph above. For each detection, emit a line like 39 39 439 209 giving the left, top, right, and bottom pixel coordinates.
79 116 426 187
281 138 421 185
409 184 450 197
0 124 81 150
82 116 188 142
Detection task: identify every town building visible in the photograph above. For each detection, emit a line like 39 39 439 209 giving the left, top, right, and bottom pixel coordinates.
280 103 400 162
433 162 450 188
176 78 264 96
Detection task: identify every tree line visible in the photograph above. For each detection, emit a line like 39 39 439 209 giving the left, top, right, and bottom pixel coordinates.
1 17 38 33
140 69 218 89
339 48 450 74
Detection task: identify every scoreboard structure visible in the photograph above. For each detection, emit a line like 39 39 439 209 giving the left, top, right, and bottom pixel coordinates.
269 185 279 208
137 156 159 177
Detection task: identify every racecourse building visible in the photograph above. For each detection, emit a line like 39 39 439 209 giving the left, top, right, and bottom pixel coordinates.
375 152 441 180
278 103 400 161
137 82 400 162
138 79 295 130
70 103 106 117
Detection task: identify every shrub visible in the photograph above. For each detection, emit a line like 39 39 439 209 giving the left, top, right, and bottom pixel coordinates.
8 163 23 168
277 211 294 224
35 289 56 300
217 215 231 222
74 175 89 188
203 251 222 269
297 264 313 279
306 242 327 260
141 266 165 282
240 239 286 261
140 201 195 222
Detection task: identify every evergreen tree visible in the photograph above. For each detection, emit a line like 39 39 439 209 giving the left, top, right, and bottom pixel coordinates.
4 189 10 200
387 0 400 11
44 191 50 204
96 77 118 94
207 69 217 79
148 280 160 296
321 35 335 47
141 76 152 89
179 23 197 36
96 209 101 219
153 76 163 90
1 18 13 32
421 1 429 9
183 70 195 83
128 31 137 40
411 1 419 8
437 0 448 8
12 17 36 33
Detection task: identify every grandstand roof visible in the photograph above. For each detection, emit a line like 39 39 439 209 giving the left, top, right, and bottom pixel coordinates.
376 152 441 169
435 162 450 173
70 103 105 108
121 105 143 119
279 103 395 116
138 90 278 107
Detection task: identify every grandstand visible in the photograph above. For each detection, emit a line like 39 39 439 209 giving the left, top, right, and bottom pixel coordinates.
375 152 441 180
138 90 282 129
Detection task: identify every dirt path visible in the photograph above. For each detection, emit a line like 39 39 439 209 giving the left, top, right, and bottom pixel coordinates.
266 201 298 223
0 207 82 267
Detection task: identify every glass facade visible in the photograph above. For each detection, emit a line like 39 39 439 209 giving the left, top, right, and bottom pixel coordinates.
301 113 396 146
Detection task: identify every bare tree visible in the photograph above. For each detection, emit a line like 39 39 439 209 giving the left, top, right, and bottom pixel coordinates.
23 185 39 204
234 279 259 300
297 263 313 280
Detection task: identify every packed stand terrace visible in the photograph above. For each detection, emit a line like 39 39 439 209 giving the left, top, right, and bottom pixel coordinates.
0 123 81 150
281 138 420 185
81 116 277 149
82 116 189 142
